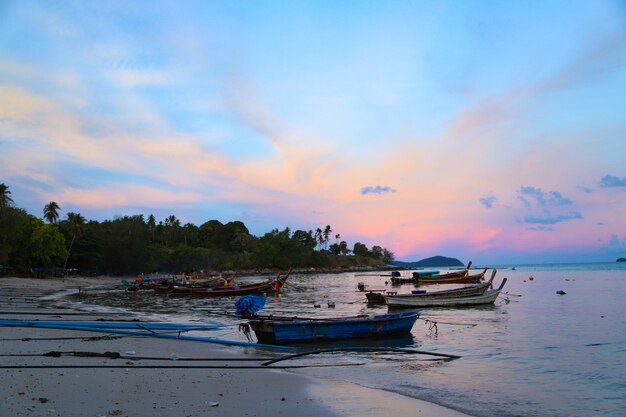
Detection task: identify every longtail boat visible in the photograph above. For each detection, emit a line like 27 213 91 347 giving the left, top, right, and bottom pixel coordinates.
244 312 418 344
367 270 496 304
405 268 487 285
189 269 291 298
367 269 495 304
415 267 487 285
153 274 235 295
367 270 497 304
385 278 507 308
390 261 474 284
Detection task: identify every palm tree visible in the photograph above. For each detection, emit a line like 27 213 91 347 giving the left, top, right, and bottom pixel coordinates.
63 212 86 274
165 215 180 228
314 228 323 250
43 201 60 224
323 225 332 250
164 215 181 246
147 214 156 241
0 183 13 207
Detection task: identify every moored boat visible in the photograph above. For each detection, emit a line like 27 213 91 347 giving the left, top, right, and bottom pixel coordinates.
390 261 476 284
189 269 291 298
412 268 488 285
385 278 507 308
367 270 497 304
245 312 418 344
153 274 234 295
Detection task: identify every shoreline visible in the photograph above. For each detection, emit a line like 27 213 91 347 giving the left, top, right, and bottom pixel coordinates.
0 276 472 417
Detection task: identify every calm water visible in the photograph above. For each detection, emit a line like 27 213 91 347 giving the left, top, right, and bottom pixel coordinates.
67 263 626 417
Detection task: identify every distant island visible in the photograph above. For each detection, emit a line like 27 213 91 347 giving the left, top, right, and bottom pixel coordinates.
391 255 464 268
618 257 626 263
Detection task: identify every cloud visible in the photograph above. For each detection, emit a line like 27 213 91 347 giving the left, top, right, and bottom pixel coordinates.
447 29 626 140
517 186 573 207
597 221 605 225
576 185 593 193
360 185 397 195
515 186 583 226
532 30 626 96
524 211 583 225
526 226 556 232
599 174 626 187
479 195 496 209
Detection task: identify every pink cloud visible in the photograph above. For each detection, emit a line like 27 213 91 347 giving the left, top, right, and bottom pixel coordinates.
48 184 203 209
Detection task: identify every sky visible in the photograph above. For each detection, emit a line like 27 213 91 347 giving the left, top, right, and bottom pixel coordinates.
1 0 626 264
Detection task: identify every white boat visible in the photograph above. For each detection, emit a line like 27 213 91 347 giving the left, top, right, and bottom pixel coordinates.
367 270 497 304
385 278 507 308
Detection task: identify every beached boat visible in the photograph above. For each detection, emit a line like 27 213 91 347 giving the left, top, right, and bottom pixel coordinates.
367 270 497 304
153 274 236 295
245 312 418 344
189 270 291 298
385 278 507 308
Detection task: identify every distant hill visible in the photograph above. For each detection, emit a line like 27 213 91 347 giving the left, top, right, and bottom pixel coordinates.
617 257 626 263
391 256 464 268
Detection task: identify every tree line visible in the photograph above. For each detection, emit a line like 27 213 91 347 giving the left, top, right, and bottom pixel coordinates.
0 183 394 275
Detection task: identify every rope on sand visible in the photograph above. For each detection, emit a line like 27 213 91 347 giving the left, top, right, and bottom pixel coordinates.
0 351 274 361
262 347 460 366
0 364 363 370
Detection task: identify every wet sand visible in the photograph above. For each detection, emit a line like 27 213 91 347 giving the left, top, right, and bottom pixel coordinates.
0 277 471 417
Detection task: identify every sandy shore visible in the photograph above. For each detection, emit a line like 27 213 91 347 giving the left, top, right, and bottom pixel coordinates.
0 277 471 417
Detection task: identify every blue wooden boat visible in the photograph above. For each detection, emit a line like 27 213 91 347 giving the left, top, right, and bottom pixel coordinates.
246 312 418 344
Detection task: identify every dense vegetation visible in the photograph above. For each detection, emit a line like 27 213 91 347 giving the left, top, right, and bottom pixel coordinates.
0 183 394 276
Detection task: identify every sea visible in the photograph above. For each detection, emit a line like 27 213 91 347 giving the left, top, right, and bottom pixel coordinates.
66 262 626 417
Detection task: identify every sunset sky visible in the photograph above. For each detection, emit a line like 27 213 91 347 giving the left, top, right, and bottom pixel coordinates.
2 1 625 264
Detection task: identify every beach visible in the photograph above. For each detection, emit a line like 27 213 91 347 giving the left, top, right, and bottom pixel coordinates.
0 276 471 417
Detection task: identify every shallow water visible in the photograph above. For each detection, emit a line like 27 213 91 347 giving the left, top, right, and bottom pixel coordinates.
68 263 626 417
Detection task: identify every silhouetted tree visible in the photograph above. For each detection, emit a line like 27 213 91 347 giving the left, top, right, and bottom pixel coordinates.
0 183 13 207
353 242 369 257
43 201 60 224
382 248 395 263
63 212 86 272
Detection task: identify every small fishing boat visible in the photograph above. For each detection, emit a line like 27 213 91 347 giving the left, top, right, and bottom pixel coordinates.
390 262 476 284
245 312 418 344
411 268 488 285
190 269 291 298
385 278 507 308
367 270 497 304
153 274 235 295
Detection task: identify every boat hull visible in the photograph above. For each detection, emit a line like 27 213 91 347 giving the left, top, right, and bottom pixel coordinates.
392 269 487 285
190 280 282 297
187 270 291 297
385 288 502 308
368 281 493 305
248 312 418 344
